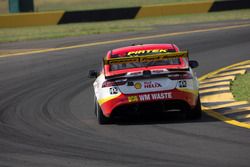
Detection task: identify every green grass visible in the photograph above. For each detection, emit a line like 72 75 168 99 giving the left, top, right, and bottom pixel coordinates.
0 0 209 13
1 9 250 43
34 0 208 12
231 72 250 101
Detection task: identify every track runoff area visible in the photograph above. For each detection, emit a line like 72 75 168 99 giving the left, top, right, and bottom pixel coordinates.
200 60 250 129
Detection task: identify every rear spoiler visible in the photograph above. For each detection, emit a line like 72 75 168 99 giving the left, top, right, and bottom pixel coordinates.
103 51 188 65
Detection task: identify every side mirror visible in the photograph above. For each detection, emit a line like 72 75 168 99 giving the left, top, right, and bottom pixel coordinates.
189 60 199 68
88 70 98 78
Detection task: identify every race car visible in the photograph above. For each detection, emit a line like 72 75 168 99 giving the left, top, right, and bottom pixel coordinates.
89 44 201 124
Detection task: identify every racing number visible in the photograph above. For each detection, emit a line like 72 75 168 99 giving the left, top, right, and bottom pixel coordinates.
109 87 118 95
178 80 187 88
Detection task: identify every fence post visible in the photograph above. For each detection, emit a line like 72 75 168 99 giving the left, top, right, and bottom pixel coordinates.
9 0 34 13
9 0 20 13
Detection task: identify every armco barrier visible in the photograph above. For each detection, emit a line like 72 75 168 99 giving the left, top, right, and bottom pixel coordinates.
0 0 250 28
0 11 64 28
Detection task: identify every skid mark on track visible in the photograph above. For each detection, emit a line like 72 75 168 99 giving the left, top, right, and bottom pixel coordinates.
199 60 250 129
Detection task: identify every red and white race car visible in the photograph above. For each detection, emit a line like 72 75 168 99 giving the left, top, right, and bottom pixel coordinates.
89 44 201 124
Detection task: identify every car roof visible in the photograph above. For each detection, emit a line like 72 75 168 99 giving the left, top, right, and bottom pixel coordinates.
103 44 188 78
106 44 179 59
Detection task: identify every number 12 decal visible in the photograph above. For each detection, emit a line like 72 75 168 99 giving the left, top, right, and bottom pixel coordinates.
178 80 187 88
109 87 118 94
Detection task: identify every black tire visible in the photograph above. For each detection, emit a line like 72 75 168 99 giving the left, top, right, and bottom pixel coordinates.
187 95 202 119
94 97 110 124
94 96 97 116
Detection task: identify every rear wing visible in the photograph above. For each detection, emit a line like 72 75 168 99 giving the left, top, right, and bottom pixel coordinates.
103 51 188 65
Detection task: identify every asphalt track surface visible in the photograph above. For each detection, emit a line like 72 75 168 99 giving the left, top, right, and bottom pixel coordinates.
0 20 250 167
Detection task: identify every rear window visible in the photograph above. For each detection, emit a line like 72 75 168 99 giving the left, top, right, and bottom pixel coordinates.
110 49 180 71
110 58 180 71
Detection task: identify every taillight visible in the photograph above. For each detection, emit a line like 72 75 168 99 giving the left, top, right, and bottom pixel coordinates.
102 80 126 87
102 81 117 87
168 73 193 80
116 80 127 86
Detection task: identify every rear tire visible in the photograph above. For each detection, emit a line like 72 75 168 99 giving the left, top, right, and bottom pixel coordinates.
187 95 202 119
94 97 110 124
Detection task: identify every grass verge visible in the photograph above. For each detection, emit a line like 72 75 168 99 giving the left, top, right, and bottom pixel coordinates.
231 72 250 101
34 0 207 12
0 0 209 13
0 9 250 43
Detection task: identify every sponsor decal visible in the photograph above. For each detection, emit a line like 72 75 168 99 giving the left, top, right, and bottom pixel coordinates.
139 92 172 101
144 81 162 88
105 57 139 65
134 82 142 89
127 49 167 56
128 96 138 102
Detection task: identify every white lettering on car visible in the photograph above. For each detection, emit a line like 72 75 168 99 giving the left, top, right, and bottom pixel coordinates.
139 94 151 101
137 92 172 101
151 92 172 100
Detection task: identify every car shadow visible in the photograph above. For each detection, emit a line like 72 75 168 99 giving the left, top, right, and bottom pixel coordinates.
110 110 217 126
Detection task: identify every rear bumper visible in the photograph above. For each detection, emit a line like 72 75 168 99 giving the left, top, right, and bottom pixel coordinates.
99 89 198 117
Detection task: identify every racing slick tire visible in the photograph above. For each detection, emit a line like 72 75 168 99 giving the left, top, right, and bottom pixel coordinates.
94 97 110 124
187 95 202 119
